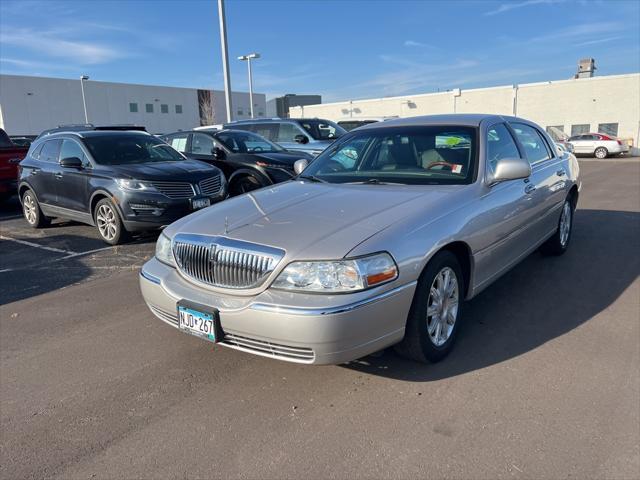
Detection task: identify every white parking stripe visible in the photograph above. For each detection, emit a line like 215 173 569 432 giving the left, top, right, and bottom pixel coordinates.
0 235 77 255
57 246 114 260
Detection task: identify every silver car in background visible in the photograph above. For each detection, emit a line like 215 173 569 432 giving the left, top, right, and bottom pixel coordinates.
568 132 629 158
140 114 580 365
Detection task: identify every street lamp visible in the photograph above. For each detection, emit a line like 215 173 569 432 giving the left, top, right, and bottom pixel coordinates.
237 53 260 118
80 75 90 123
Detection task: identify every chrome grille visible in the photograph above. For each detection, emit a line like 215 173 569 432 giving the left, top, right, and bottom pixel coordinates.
199 176 222 196
172 234 284 289
222 333 315 363
151 181 195 199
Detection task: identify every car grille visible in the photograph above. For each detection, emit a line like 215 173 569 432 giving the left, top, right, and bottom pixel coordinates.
146 305 315 363
172 234 284 289
199 176 223 196
151 181 195 199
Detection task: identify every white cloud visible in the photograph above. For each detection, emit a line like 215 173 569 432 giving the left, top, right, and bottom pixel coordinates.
574 36 623 47
484 0 563 16
530 22 623 42
403 40 435 48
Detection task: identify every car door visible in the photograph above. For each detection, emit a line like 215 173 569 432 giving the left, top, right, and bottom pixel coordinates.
55 138 90 213
31 139 62 206
576 134 595 153
274 122 309 153
509 122 565 242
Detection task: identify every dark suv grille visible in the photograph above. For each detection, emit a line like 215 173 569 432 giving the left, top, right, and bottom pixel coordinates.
199 176 222 196
151 181 195 199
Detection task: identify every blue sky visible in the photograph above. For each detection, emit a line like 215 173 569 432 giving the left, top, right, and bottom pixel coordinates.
1 0 638 101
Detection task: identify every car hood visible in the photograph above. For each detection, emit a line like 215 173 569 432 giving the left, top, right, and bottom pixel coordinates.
109 159 218 181
165 180 462 260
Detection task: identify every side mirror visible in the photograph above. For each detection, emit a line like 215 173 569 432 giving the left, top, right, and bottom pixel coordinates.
212 147 225 159
488 157 531 186
294 159 309 175
294 134 309 145
60 156 83 169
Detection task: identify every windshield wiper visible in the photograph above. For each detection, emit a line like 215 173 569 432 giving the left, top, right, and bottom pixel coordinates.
298 174 327 183
347 178 403 185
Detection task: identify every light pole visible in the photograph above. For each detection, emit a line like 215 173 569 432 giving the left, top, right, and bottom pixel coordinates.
238 53 260 118
217 0 233 122
80 75 89 123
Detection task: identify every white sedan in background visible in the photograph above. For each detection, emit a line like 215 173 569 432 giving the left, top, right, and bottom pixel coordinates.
568 133 629 158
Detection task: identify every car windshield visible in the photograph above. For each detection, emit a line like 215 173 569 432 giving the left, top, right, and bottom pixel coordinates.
83 134 185 165
215 130 284 153
298 119 346 141
301 126 477 185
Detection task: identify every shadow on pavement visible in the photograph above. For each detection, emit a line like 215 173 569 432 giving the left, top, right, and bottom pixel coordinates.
345 209 640 381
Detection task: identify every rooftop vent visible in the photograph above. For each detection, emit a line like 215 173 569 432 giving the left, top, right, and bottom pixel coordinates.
575 58 596 79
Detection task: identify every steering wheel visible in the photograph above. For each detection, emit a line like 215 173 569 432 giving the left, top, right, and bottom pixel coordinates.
324 160 346 172
426 161 455 171
253 146 264 153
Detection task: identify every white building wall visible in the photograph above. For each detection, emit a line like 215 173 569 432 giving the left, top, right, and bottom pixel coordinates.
0 75 266 135
290 73 640 145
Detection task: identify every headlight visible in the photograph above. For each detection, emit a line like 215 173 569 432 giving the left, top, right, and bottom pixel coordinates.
272 252 397 293
155 232 175 266
116 179 157 191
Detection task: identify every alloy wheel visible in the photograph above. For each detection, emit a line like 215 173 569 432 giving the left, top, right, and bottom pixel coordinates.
426 266 459 347
23 193 37 225
96 204 118 241
595 148 607 159
559 201 572 247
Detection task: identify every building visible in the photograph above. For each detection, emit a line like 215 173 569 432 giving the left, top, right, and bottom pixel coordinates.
289 73 640 148
266 94 322 118
0 74 267 136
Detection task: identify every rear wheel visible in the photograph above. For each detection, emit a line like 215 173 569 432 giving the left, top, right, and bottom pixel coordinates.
22 189 51 228
594 147 608 159
229 175 265 196
94 198 129 245
395 251 464 364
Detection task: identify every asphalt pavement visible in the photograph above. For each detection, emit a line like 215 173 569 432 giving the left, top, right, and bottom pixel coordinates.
1 160 638 479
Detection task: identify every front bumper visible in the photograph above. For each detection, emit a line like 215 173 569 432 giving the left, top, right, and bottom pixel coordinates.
139 257 415 365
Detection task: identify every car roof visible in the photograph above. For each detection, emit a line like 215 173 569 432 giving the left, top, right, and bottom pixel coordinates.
228 118 329 124
355 113 516 130
39 130 151 140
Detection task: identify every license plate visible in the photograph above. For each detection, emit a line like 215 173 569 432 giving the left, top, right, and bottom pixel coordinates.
191 197 210 210
177 302 220 342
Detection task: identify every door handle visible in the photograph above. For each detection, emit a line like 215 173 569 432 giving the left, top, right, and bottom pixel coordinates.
524 184 536 194
556 169 566 177
31 169 40 175
54 173 63 179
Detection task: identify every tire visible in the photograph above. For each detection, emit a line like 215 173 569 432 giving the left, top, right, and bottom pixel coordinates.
594 147 608 159
540 197 574 256
21 189 51 228
229 175 265 196
94 198 129 245
394 251 464 364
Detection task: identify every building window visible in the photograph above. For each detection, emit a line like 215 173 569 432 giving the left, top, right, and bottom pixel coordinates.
237 108 244 116
175 104 183 114
571 124 590 136
546 125 564 141
160 104 168 114
598 123 618 137
146 103 154 113
129 102 138 113
257 111 264 116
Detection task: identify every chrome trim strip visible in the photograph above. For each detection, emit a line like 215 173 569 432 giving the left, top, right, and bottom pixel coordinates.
140 269 161 285
250 281 417 316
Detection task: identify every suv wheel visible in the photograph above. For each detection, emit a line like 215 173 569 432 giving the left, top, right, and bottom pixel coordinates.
94 198 129 245
22 189 51 228
594 147 608 159
395 251 464 363
230 175 265 196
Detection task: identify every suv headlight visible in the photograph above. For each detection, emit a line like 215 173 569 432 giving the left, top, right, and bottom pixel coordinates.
116 179 157 192
272 252 397 293
155 232 175 266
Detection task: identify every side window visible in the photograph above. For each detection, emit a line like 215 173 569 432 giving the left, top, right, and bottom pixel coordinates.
510 123 552 164
252 124 278 141
39 140 62 163
277 123 303 143
60 139 87 164
190 133 215 155
486 123 521 174
167 133 189 153
320 138 370 172
30 142 45 159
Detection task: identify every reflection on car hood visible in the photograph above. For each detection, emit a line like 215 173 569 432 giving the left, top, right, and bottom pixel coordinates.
165 180 462 260
109 159 218 181
252 151 312 165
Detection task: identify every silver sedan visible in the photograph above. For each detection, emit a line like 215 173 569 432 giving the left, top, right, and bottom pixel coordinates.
140 114 580 365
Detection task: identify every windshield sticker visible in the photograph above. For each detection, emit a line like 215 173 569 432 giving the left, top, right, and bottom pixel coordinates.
452 164 463 174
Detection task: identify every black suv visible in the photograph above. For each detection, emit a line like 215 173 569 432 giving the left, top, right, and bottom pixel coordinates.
18 129 227 244
162 129 312 195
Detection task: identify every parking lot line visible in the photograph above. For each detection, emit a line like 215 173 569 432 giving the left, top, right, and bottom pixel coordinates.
0 234 77 255
56 246 114 260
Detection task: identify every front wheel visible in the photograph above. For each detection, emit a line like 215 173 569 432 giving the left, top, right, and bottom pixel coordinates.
540 198 574 256
395 251 464 363
594 147 608 159
229 175 265 196
94 198 129 245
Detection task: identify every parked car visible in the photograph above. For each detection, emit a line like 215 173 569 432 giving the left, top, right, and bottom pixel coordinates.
568 133 629 158
0 128 29 202
140 114 580 365
161 129 313 195
9 136 36 148
224 118 346 157
337 117 398 131
18 129 227 244
36 124 146 139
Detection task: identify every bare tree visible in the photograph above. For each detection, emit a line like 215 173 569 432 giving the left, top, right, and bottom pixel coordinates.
198 90 215 126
